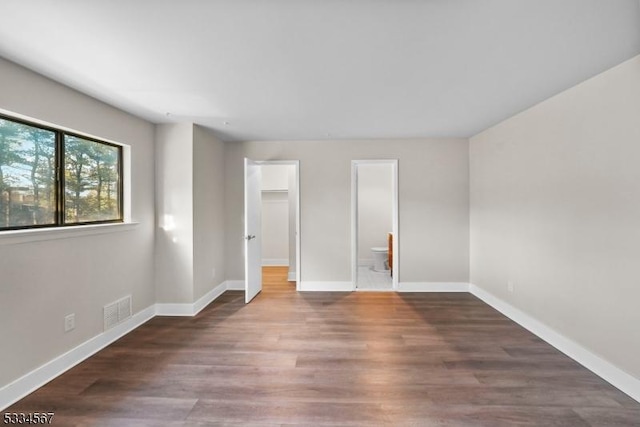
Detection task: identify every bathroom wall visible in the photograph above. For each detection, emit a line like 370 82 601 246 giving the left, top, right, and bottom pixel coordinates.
224 138 469 288
357 163 393 266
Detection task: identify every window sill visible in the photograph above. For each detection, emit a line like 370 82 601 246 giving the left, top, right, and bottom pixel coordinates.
0 222 140 245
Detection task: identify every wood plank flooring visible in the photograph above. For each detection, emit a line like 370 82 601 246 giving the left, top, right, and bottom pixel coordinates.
7 266 640 426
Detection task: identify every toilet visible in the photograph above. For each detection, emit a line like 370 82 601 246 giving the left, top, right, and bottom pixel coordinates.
371 247 389 272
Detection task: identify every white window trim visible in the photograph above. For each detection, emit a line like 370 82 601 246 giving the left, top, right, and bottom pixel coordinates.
0 222 140 245
0 109 134 241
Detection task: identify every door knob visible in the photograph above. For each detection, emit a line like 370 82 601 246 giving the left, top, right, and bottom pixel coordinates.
245 235 256 240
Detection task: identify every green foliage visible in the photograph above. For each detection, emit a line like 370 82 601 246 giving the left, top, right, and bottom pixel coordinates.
1 118 56 227
64 135 119 223
0 118 120 228
0 119 25 184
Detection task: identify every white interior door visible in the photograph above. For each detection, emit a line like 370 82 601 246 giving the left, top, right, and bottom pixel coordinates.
244 158 262 303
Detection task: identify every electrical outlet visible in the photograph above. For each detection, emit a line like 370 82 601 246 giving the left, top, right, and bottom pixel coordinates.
507 281 515 293
64 313 75 332
212 268 216 280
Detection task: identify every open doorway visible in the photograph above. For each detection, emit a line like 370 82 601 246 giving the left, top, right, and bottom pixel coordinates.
244 159 300 302
352 160 399 291
260 162 298 290
244 158 301 303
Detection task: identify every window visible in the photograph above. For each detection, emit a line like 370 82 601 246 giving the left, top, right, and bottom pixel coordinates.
0 114 123 231
64 135 121 224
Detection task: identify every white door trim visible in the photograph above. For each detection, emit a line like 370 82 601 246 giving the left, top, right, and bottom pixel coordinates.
351 159 399 291
256 160 301 290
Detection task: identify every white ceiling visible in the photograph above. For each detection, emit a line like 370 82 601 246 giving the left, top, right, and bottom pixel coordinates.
1 0 639 141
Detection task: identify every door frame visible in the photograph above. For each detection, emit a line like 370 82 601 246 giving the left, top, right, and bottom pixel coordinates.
351 159 399 291
255 160 301 290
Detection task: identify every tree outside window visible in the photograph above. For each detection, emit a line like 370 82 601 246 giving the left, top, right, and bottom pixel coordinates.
0 115 122 230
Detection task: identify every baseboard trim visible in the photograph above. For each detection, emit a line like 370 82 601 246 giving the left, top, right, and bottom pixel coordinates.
287 271 296 282
154 303 195 316
193 282 227 315
4 282 637 411
0 305 156 411
469 284 640 404
262 259 289 266
1 280 235 411
299 281 353 292
156 281 229 317
225 280 245 291
397 282 470 292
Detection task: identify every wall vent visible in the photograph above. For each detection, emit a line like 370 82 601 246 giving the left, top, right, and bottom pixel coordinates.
104 303 119 331
118 296 132 321
104 295 132 331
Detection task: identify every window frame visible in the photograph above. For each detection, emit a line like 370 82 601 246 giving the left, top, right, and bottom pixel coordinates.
0 112 124 231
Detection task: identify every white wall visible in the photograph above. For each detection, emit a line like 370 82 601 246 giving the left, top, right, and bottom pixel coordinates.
470 55 640 379
261 164 291 265
155 123 194 303
155 123 227 304
225 139 469 286
193 125 226 300
261 164 295 266
261 191 289 265
261 164 289 190
357 163 393 265
0 58 156 387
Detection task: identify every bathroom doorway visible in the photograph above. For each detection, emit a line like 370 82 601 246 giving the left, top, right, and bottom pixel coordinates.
351 160 399 291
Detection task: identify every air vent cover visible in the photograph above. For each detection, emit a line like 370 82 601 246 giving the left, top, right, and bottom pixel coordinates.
104 295 132 331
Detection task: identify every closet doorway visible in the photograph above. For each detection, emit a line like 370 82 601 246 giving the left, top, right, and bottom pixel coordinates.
258 161 300 289
351 160 399 291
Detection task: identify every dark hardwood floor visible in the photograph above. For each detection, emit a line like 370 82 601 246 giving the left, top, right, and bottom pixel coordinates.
7 266 640 426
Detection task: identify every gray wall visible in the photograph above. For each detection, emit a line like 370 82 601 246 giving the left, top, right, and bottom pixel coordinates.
470 55 640 379
155 123 227 304
224 139 469 285
193 125 227 300
0 58 156 387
